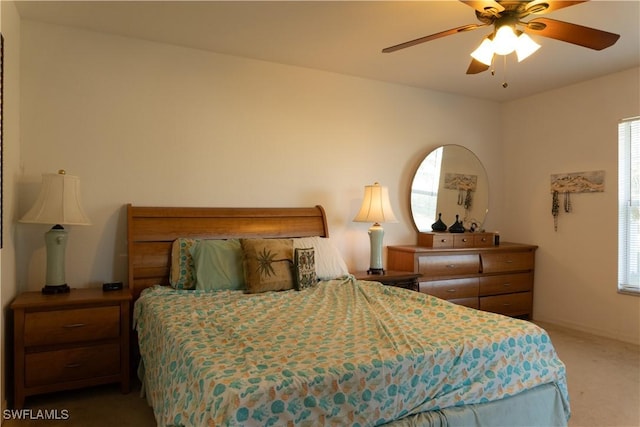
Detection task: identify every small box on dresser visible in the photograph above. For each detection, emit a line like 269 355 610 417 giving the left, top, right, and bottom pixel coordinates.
387 242 537 318
417 232 495 249
11 288 131 409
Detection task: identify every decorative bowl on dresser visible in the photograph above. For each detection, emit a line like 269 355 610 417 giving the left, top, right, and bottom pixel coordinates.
387 242 537 319
10 288 131 409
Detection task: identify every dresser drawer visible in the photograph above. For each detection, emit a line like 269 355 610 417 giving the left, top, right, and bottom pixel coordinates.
25 343 120 388
453 234 475 248
479 273 533 296
480 292 533 316
24 306 120 347
418 254 480 277
473 234 494 247
481 251 534 274
449 297 480 309
418 233 454 249
420 278 479 300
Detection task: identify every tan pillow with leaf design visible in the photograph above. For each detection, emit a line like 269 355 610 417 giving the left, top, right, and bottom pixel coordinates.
240 238 294 293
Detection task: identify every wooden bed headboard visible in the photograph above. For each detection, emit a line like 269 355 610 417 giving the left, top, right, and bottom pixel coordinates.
126 204 329 299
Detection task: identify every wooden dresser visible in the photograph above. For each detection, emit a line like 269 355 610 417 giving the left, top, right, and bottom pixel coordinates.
387 242 537 318
11 288 131 409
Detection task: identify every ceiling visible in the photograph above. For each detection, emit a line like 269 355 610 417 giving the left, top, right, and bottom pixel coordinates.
15 0 640 102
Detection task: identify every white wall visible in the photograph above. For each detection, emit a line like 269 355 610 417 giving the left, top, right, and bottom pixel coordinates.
1 0 21 411
501 67 640 344
17 21 503 293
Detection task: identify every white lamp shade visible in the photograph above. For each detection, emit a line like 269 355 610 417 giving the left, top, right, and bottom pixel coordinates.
470 37 495 66
516 33 541 62
20 171 91 226
353 182 398 224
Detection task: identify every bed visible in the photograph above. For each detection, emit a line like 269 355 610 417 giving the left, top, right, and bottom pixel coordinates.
128 204 570 427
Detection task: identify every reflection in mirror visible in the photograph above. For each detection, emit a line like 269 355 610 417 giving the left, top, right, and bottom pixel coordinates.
411 145 489 232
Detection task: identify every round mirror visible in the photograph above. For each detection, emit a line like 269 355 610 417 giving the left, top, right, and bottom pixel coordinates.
410 145 489 232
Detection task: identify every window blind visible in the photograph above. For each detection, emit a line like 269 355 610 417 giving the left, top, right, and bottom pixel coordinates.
618 118 640 294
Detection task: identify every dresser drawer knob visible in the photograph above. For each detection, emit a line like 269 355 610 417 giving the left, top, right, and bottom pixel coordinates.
462 238 468 242
502 303 511 307
505 260 514 264
446 264 456 269
63 323 86 329
446 289 457 293
64 363 82 369
503 283 511 287
440 239 448 243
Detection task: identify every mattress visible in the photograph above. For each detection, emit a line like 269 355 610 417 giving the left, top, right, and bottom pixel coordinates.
134 278 570 426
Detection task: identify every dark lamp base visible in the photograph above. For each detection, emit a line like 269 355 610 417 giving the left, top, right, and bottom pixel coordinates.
367 268 385 275
42 284 70 295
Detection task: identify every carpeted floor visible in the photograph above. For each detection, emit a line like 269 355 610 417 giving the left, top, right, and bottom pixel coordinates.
4 321 639 427
537 322 640 427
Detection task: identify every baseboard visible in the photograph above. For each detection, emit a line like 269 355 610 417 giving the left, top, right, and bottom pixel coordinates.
533 315 640 345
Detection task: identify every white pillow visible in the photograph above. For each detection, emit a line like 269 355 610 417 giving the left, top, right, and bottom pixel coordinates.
293 236 349 280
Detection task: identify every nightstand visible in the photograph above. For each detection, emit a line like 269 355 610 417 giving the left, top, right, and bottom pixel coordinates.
11 288 131 409
353 270 422 292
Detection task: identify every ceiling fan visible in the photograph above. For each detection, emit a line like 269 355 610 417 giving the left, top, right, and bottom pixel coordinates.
382 0 620 76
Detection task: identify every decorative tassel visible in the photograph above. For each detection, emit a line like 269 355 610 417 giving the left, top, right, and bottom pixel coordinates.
564 191 572 213
552 191 559 231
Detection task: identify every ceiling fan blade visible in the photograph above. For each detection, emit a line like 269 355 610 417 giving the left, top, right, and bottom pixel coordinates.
459 0 504 15
524 0 588 15
382 24 487 53
466 58 490 74
525 17 620 50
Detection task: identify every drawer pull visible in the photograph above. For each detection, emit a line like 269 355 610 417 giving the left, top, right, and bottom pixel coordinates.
505 260 514 264
480 237 487 242
440 239 448 243
446 289 457 293
502 303 511 307
462 238 468 242
446 264 456 269
503 283 511 287
64 363 82 369
63 323 86 329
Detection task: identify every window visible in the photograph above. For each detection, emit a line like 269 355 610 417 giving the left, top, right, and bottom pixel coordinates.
618 118 640 294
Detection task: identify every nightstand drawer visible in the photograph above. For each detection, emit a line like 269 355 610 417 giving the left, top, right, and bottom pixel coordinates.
24 306 120 347
479 273 533 296
481 251 534 273
418 254 479 277
420 278 479 300
25 343 120 387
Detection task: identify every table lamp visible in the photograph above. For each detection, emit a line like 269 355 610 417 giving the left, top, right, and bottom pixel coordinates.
353 182 398 275
20 170 91 294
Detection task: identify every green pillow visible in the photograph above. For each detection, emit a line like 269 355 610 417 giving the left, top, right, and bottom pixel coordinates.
190 239 245 291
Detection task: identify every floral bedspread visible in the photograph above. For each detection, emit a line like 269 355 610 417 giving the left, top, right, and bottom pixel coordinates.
134 278 569 427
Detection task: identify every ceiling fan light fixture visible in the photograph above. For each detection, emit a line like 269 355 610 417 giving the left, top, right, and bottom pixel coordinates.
515 32 541 62
470 37 494 66
493 25 518 55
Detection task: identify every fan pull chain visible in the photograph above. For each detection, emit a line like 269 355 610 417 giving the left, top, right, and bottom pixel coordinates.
502 55 508 89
